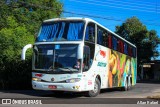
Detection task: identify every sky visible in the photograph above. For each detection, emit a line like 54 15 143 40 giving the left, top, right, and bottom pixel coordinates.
60 0 160 59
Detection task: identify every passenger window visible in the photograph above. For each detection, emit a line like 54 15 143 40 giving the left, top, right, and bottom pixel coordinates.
130 47 133 57
85 23 95 43
97 28 103 45
118 40 124 53
103 32 108 47
108 34 112 48
112 36 117 50
133 48 136 57
97 26 108 47
124 43 128 55
117 40 121 52
128 46 132 56
121 41 124 53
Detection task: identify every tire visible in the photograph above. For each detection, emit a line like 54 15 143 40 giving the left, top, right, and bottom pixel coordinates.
87 78 100 97
122 78 128 91
128 78 132 90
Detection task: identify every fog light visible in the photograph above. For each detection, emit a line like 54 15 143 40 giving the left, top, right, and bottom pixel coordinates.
32 77 41 81
32 77 38 81
73 86 80 89
76 86 80 89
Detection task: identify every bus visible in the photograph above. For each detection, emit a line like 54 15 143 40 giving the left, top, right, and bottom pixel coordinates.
21 17 137 97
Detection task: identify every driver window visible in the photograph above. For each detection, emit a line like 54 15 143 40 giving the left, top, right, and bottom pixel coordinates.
85 23 95 43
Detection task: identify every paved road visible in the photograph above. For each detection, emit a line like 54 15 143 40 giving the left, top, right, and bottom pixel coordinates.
0 83 160 98
0 83 159 106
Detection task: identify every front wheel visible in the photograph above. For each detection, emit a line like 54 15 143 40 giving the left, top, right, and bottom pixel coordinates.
87 78 100 97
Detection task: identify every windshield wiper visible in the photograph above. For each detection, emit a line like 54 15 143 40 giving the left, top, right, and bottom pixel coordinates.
58 67 78 73
63 67 73 72
33 66 78 73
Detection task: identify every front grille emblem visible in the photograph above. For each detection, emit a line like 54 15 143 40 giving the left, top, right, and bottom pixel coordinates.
51 78 55 81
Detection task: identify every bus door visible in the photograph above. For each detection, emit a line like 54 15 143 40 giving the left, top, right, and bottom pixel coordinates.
83 46 90 71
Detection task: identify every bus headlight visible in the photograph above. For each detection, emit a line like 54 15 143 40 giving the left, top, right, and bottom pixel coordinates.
32 77 41 81
66 78 81 83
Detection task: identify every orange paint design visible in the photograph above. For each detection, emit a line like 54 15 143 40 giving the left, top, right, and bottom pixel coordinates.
100 50 106 58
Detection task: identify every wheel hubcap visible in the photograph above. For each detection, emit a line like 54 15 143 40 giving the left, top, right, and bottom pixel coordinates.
93 81 98 93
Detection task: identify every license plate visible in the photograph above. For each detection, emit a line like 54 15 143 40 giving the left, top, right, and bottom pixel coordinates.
48 85 57 89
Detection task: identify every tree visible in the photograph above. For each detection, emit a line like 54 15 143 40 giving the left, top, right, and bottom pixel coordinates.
0 0 63 89
115 16 160 74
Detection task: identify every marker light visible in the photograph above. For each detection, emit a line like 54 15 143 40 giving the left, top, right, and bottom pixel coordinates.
73 86 80 89
35 73 42 77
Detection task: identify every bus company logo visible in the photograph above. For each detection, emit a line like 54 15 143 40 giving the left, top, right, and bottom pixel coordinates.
2 99 11 104
97 62 107 67
51 78 55 81
100 50 106 58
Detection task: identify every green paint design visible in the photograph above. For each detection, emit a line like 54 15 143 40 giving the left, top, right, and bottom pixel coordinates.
97 62 107 67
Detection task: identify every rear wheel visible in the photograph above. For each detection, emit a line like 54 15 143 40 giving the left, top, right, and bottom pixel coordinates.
128 77 132 90
87 78 100 97
122 78 128 91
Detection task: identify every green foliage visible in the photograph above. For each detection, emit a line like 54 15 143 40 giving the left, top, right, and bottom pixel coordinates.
115 16 160 64
0 0 63 89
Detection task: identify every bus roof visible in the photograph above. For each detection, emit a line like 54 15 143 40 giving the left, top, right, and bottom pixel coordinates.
43 17 136 48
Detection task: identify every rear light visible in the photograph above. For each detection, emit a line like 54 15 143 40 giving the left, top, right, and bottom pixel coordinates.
35 73 42 77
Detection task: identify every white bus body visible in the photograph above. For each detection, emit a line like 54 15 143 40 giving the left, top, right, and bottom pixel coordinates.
22 17 137 97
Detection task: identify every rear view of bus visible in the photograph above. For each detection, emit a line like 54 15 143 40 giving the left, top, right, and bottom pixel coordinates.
21 17 137 97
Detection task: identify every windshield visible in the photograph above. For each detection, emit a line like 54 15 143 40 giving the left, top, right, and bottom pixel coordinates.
36 21 85 42
33 44 81 73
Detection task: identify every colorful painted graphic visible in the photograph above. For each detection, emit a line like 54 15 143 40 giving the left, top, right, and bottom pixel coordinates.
94 45 137 88
100 50 106 58
108 49 137 87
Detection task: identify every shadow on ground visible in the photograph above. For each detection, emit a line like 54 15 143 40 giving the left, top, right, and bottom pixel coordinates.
137 80 160 84
0 88 125 98
0 90 85 98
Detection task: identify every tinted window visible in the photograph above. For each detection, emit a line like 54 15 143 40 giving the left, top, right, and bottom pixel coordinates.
85 23 95 43
97 26 108 47
112 36 117 50
124 43 128 55
133 48 136 57
128 46 132 56
36 21 84 42
83 42 95 71
108 34 112 48
97 27 103 45
117 40 124 53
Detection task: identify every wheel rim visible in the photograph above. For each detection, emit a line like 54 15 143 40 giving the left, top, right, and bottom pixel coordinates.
128 79 131 89
93 81 98 93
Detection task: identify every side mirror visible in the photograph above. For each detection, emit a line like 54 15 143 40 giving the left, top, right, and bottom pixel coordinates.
77 44 84 59
21 44 33 60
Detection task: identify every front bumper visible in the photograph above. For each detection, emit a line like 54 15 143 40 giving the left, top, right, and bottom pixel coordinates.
32 81 85 92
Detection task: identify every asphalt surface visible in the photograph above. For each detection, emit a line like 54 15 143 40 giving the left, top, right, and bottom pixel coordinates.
0 83 160 98
0 82 160 106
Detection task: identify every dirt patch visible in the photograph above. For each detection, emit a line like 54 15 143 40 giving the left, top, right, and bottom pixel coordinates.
147 95 160 100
